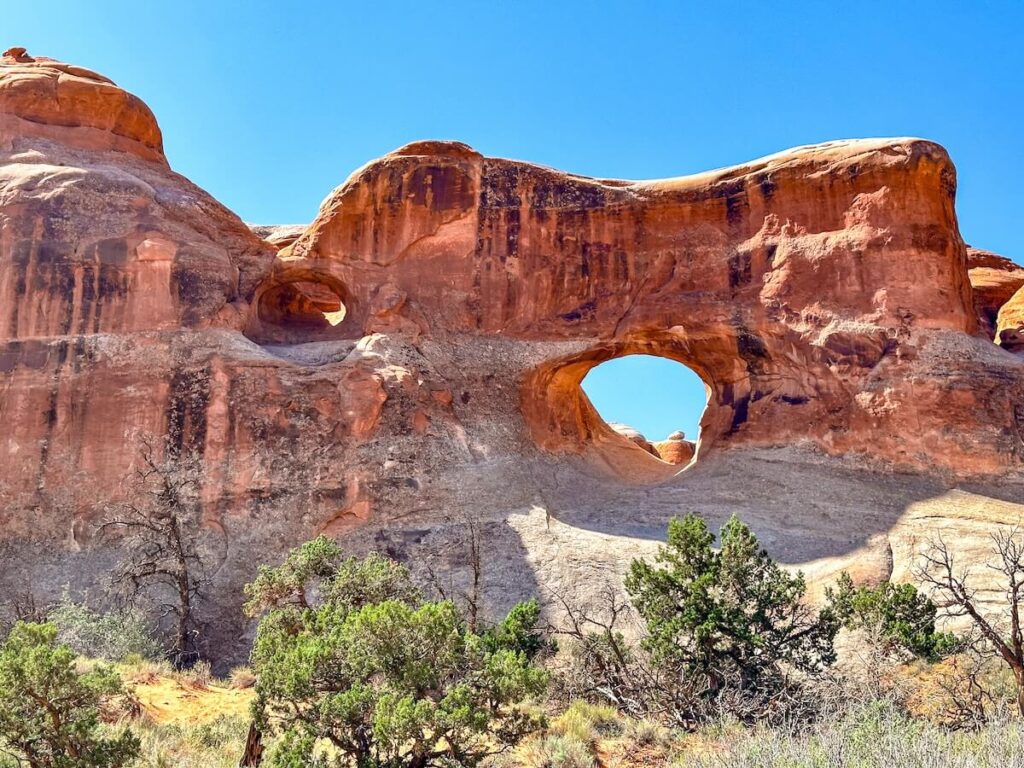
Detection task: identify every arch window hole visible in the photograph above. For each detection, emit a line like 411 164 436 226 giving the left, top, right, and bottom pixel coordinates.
249 276 351 346
260 280 347 329
581 354 708 468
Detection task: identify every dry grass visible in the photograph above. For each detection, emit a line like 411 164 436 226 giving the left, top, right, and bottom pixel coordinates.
175 660 213 691
508 701 673 768
517 733 597 768
92 666 254 767
132 715 249 768
677 701 1024 768
228 665 257 689
113 662 255 729
120 657 174 686
503 652 1024 768
92 653 1024 768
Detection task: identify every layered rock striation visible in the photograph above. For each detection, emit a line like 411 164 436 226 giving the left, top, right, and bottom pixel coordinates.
1 51 1022 662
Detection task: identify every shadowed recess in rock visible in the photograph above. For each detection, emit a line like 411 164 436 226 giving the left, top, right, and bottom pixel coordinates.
246 272 351 345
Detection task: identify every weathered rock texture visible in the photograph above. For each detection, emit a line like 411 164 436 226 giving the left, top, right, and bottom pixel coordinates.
608 423 658 457
997 284 1024 353
652 435 696 466
1 52 1023 663
968 246 1024 340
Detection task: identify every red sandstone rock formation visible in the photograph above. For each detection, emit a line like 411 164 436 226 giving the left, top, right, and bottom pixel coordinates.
269 135 1021 479
1 53 1023 662
998 283 1024 352
652 433 697 466
0 52 274 343
608 423 658 456
968 246 1024 340
0 48 164 163
249 224 307 251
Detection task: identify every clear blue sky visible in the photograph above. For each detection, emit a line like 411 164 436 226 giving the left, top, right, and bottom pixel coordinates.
8 1 1022 440
582 356 705 441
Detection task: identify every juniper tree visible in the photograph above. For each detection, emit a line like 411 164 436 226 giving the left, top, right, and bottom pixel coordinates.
626 515 839 697
827 572 959 662
247 543 548 768
0 622 140 768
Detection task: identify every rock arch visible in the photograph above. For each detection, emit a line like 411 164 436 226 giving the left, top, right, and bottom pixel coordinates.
522 336 724 483
2 52 1024 667
245 268 352 345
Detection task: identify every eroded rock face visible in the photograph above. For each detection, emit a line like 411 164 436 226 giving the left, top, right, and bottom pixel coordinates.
248 224 307 250
2 53 1023 664
0 53 275 343
964 245 1024 353
608 423 658 456
0 48 164 163
269 134 1021 478
652 436 696 466
968 246 1024 339
997 283 1024 352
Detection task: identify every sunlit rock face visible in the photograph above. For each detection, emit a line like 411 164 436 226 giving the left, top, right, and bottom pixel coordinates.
968 246 1024 340
272 132 1021 480
1 51 1023 664
607 423 658 456
997 283 1024 353
0 49 274 343
968 245 1024 352
652 433 696 466
0 47 164 162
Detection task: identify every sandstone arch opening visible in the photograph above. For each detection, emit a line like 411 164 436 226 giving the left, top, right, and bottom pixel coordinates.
582 354 706 469
523 338 727 485
246 273 350 345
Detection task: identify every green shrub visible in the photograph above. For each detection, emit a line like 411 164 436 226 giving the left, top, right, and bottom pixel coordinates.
828 573 959 661
48 592 163 662
0 621 140 767
249 545 549 767
243 535 346 615
621 514 839 724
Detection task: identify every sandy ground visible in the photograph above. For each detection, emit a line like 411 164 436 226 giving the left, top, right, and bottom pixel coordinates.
133 677 254 725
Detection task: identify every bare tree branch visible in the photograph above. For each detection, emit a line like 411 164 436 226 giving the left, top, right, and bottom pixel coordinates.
96 435 211 668
915 529 1024 717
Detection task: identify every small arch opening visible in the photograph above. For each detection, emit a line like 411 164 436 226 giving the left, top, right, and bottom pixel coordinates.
246 273 351 345
260 280 347 329
582 354 708 469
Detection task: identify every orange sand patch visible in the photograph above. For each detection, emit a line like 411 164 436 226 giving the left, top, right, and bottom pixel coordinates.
132 677 254 725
